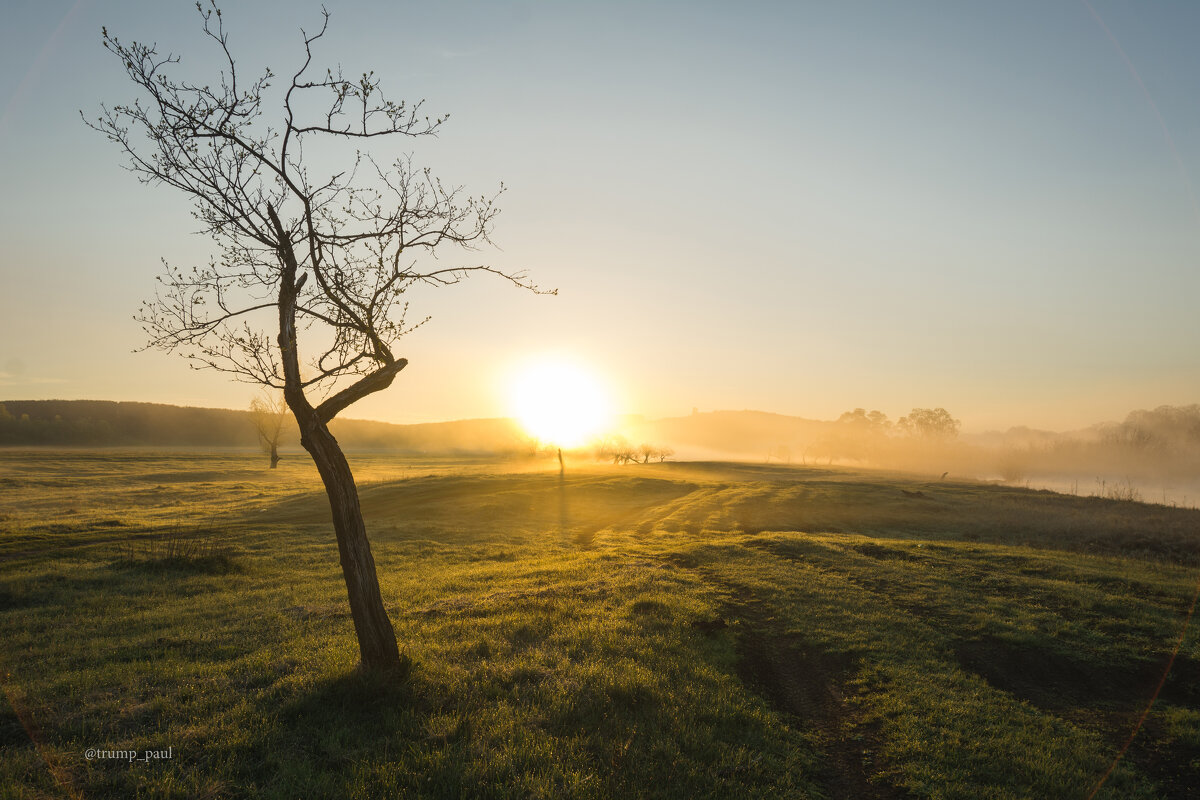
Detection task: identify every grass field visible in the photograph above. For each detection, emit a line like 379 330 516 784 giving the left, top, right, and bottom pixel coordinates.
1 449 1198 798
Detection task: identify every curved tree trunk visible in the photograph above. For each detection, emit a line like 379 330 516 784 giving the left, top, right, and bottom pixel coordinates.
269 442 280 469
270 205 403 673
295 408 402 671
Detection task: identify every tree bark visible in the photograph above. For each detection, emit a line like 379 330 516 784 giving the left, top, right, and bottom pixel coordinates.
295 407 402 671
269 442 279 469
269 205 402 673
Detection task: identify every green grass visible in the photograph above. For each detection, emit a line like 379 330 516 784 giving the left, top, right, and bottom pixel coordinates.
1 450 1197 798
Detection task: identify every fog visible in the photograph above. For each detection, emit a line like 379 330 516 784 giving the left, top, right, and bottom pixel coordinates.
610 404 1200 508
6 399 1200 506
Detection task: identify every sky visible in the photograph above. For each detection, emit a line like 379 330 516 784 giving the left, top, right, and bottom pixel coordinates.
2 0 1199 432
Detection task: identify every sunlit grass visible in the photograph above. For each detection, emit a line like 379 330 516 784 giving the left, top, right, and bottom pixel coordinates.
1 451 1197 798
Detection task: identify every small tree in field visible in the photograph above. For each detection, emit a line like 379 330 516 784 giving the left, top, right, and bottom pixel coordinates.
87 4 548 672
250 393 288 469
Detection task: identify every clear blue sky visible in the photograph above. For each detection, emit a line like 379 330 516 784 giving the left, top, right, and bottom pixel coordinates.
2 0 1199 430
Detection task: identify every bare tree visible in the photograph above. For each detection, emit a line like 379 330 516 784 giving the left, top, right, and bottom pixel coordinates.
250 392 288 468
595 436 637 465
86 3 549 672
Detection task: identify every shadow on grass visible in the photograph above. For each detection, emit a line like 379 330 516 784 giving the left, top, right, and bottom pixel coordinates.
956 634 1200 712
240 617 826 799
247 666 497 798
110 553 239 575
277 667 420 731
0 690 30 748
956 634 1200 799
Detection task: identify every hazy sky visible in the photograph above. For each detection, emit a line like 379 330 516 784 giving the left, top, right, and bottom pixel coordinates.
2 1 1199 431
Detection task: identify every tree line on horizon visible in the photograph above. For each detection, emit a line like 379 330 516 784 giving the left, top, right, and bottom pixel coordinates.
6 399 1200 484
788 404 1200 483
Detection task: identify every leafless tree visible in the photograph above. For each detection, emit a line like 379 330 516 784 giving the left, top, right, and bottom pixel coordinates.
595 436 636 465
634 444 673 464
86 3 550 672
249 392 289 468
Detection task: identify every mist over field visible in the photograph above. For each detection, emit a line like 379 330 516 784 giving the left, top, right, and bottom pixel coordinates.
6 399 1200 505
624 406 1200 507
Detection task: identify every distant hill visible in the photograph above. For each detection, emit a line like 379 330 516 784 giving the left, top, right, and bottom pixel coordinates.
0 400 527 453
0 400 833 456
8 400 1200 482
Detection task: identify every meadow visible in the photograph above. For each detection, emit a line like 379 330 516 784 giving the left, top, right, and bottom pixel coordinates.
1 449 1198 798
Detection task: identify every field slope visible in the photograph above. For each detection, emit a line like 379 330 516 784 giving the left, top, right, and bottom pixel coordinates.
1 451 1198 798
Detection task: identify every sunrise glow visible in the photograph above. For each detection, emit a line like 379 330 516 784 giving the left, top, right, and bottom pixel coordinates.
509 358 612 448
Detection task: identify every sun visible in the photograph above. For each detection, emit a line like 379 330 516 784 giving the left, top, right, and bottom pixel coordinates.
509 358 612 449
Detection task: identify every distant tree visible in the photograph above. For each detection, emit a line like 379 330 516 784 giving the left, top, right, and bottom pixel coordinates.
249 393 289 468
897 408 960 440
88 4 549 672
1112 405 1200 452
596 436 639 465
836 408 891 435
642 444 671 463
606 443 674 464
809 408 893 464
0 404 15 444
1103 424 1156 452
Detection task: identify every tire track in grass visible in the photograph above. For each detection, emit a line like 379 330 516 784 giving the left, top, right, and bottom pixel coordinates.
727 596 908 800
664 547 909 799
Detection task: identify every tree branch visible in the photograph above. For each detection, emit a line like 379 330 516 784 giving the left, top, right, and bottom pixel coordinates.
315 358 407 423
91 3 552 412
